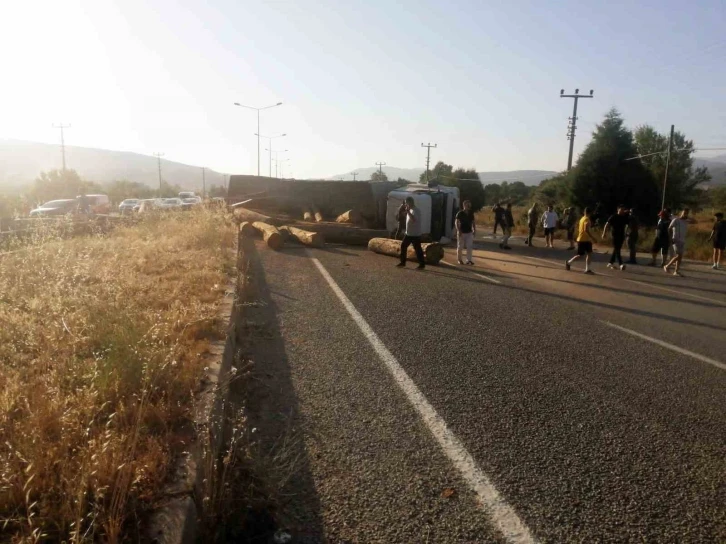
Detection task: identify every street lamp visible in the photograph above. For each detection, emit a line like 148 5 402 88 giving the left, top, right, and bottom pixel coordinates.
272 157 290 179
257 133 287 177
233 101 283 176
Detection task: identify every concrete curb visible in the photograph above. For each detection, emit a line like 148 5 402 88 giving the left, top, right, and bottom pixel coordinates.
147 230 251 543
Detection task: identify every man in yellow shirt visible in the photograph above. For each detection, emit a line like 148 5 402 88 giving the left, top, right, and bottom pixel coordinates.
566 207 598 274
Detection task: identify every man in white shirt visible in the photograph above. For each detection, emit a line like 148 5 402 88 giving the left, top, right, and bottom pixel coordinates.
541 205 559 248
663 208 689 276
397 197 426 269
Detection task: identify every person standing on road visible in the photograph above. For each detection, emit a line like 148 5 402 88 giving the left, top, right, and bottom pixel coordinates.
649 209 671 266
626 209 640 265
541 205 559 248
566 207 598 274
492 202 505 237
397 196 426 270
456 200 476 265
708 212 725 270
499 203 514 250
563 207 577 250
394 201 407 240
663 208 689 277
602 206 629 270
525 203 538 246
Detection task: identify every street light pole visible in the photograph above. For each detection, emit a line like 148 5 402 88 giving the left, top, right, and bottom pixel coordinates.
257 133 287 177
233 101 283 176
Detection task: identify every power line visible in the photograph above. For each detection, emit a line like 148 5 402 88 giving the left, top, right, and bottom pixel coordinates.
559 89 594 171
52 123 71 171
421 143 437 181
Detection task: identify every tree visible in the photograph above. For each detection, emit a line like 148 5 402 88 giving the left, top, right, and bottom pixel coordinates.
30 169 102 204
535 172 574 207
634 125 711 209
483 183 502 205
371 171 389 182
439 168 486 212
419 161 453 183
570 108 660 219
708 186 726 210
105 180 155 204
207 184 227 198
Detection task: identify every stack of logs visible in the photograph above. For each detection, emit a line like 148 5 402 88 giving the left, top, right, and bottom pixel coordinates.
233 205 445 265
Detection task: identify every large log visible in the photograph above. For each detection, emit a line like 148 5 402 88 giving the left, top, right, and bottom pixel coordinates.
233 207 284 226
280 225 325 248
312 205 324 223
239 221 256 237
367 237 444 265
335 209 363 225
294 223 387 246
303 208 314 222
251 221 284 250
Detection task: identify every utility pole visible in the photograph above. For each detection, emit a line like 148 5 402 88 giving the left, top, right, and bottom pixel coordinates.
52 123 71 171
375 161 386 179
351 172 358 181
202 167 206 199
153 153 164 194
560 89 594 171
662 124 675 210
421 142 437 181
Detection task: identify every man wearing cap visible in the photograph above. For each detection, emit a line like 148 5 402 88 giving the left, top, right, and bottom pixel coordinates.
708 212 726 270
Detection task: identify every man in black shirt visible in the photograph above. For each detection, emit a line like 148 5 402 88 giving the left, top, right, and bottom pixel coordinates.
499 203 514 250
456 200 476 265
709 212 726 270
602 206 629 270
626 209 640 264
492 202 505 237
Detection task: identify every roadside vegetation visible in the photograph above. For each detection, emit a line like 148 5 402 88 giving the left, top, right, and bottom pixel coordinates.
0 209 235 542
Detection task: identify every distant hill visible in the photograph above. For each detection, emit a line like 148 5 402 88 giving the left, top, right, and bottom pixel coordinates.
0 139 227 192
330 166 557 186
694 156 726 186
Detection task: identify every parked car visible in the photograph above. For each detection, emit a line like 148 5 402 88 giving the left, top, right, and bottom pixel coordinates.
133 198 163 213
181 196 202 210
178 191 197 200
84 194 111 214
118 199 140 214
29 199 78 217
158 198 183 210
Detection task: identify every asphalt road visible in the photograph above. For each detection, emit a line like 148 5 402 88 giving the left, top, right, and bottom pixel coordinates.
244 235 726 543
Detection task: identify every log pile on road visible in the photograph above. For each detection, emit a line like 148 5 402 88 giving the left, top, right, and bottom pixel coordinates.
367 237 444 265
280 225 325 248
252 222 284 250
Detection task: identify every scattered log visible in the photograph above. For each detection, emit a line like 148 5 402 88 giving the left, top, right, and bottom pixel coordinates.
312 205 324 223
295 224 387 246
303 207 314 221
239 221 256 237
335 210 363 225
251 221 284 250
280 225 325 248
233 207 284 226
367 237 444 265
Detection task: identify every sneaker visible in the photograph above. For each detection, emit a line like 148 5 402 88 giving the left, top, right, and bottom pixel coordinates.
466 261 475 265
565 260 571 271
620 264 626 271
396 263 405 268
416 264 425 270
713 264 718 270
503 245 512 250
458 260 465 265
673 271 682 277
663 265 669 274
584 270 595 275
607 263 614 269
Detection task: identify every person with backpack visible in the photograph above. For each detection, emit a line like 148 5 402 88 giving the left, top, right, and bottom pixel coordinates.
708 212 725 270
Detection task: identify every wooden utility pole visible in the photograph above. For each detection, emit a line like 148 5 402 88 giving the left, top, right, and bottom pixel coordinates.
560 89 594 170
202 167 206 198
375 162 386 179
153 153 164 194
53 123 71 171
662 124 675 210
421 142 437 181
351 172 358 181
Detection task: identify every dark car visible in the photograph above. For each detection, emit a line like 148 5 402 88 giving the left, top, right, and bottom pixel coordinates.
29 199 78 218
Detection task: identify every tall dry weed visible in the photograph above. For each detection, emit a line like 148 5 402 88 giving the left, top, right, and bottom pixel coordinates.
0 209 235 541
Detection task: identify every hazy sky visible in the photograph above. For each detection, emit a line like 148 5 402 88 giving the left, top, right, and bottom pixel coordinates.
2 0 725 179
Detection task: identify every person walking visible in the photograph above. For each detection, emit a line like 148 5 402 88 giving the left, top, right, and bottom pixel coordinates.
541 205 559 248
397 196 426 270
626 209 640 264
663 208 689 276
566 207 598 274
525 203 538 246
708 212 726 270
394 201 407 240
499 203 514 250
649 209 671 266
492 202 505 237
563 207 577 250
602 206 629 270
456 200 476 265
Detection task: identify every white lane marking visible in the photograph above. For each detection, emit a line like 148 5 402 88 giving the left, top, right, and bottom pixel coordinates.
311 257 535 543
521 255 565 268
440 260 502 284
622 278 726 307
602 321 726 372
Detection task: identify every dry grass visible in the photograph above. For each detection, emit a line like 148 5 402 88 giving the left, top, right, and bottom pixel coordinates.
475 206 722 261
0 209 236 542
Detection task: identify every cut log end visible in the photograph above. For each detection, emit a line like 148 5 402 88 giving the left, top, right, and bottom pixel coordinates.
367 237 444 265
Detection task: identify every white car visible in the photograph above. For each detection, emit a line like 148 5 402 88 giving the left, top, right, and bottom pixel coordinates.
159 198 183 209
119 199 139 214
